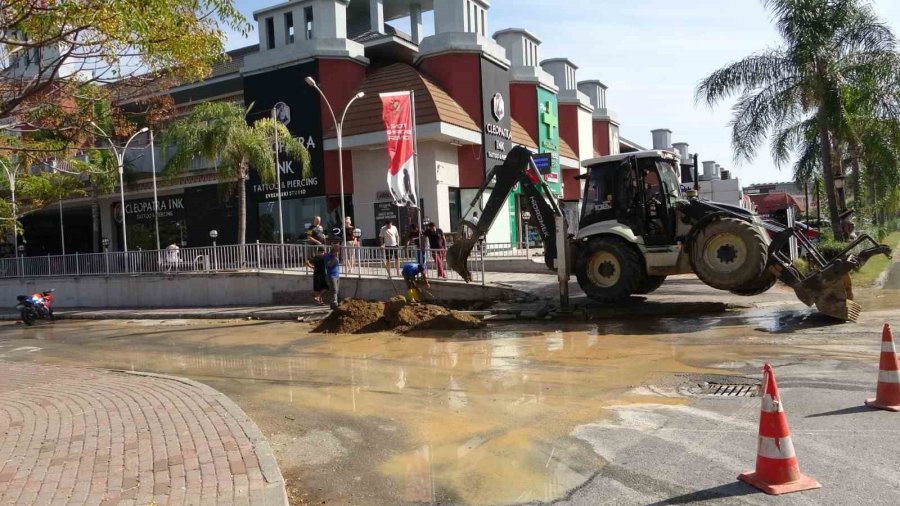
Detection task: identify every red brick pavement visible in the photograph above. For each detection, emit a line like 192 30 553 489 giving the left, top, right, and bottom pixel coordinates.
0 362 287 505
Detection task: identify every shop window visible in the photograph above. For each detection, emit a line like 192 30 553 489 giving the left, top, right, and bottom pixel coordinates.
265 17 275 49
304 7 314 40
284 12 294 44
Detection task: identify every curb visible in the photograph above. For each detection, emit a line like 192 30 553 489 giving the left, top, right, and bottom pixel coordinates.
116 370 289 506
0 308 332 322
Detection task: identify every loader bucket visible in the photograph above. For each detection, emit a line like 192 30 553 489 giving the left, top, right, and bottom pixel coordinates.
771 231 891 323
447 239 477 283
811 274 861 322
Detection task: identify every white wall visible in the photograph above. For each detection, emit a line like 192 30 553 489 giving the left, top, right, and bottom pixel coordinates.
351 148 390 242
698 178 743 207
350 141 460 241
460 189 512 244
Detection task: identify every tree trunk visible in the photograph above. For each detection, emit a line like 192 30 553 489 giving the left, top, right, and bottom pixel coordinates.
850 152 861 211
817 114 842 239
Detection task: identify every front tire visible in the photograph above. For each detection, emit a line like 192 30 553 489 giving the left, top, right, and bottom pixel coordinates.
690 217 769 291
576 238 643 303
729 270 778 296
21 308 36 326
635 275 667 295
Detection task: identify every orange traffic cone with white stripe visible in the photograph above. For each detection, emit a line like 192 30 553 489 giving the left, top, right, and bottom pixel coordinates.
865 324 900 412
738 363 821 495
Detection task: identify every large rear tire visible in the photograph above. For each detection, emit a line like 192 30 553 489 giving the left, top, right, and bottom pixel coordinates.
635 275 667 295
575 238 643 303
729 270 778 296
690 217 769 291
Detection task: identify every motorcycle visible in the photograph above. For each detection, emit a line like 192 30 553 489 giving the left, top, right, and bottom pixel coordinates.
16 289 55 326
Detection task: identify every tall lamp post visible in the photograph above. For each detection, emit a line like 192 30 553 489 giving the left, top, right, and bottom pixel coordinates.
90 123 149 252
305 77 365 248
0 158 21 264
149 130 161 251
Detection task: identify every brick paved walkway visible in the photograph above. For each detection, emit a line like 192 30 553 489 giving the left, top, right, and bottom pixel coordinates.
0 362 287 505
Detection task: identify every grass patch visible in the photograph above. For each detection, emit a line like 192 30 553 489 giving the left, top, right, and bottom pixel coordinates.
850 231 900 287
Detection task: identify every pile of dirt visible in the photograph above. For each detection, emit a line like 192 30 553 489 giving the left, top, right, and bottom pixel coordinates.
314 298 483 334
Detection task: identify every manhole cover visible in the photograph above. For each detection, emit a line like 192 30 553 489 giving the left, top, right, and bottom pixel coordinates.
677 374 761 398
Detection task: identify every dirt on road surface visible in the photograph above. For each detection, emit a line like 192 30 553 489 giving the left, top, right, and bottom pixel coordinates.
314 298 484 334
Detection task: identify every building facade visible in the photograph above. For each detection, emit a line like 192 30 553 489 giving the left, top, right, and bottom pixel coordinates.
12 0 734 254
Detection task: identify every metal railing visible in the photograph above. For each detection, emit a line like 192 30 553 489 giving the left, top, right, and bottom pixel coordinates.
481 242 545 259
0 243 486 285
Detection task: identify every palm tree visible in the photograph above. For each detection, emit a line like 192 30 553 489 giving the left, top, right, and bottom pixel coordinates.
162 101 310 245
697 0 900 238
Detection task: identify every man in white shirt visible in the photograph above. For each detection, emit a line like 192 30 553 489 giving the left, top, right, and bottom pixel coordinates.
379 220 400 276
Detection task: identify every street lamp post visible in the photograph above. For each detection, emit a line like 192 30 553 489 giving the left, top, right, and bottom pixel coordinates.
90 123 149 253
149 130 161 251
102 237 110 275
210 229 218 271
305 77 365 248
0 158 20 265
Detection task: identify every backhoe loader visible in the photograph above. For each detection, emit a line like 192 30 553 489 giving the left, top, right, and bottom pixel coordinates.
448 146 891 321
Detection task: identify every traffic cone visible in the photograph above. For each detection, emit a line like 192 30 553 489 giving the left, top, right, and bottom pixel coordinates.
865 324 900 412
739 363 821 495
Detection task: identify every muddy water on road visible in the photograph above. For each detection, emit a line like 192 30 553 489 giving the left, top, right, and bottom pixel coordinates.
0 309 886 505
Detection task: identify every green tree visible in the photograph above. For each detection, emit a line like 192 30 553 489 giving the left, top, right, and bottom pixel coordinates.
1 0 248 120
697 0 900 238
162 102 311 245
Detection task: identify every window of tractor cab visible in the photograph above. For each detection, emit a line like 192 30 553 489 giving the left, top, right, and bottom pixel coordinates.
583 164 617 220
656 160 683 202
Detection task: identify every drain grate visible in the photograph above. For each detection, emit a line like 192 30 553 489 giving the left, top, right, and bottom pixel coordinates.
700 382 760 397
677 374 761 398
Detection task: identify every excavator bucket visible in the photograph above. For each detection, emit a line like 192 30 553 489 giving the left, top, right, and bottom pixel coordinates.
769 230 891 322
447 238 477 283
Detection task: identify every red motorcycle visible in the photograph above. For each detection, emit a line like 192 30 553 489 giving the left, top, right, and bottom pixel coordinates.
16 289 55 325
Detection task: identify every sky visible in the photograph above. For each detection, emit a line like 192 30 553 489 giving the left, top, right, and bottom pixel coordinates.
224 0 900 185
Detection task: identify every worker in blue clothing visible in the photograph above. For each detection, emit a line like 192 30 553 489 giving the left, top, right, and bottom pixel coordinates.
323 244 341 309
401 262 429 303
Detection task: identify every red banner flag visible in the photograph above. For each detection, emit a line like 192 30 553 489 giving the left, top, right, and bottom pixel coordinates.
380 92 418 208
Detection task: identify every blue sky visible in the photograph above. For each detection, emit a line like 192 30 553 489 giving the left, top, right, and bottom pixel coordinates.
225 0 900 185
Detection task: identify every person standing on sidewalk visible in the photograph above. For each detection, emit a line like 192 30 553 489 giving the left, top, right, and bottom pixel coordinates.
324 244 341 309
424 221 447 279
380 220 400 276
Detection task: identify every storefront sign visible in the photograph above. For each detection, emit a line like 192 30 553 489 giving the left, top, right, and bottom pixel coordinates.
536 88 562 195
480 58 512 174
244 61 326 202
113 195 186 224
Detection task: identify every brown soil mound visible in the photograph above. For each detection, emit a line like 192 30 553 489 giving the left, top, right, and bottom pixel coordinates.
314 298 483 334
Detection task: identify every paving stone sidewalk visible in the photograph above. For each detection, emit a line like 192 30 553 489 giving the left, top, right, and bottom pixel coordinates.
0 362 287 505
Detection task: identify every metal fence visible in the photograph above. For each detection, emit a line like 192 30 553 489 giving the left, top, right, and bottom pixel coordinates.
0 243 485 285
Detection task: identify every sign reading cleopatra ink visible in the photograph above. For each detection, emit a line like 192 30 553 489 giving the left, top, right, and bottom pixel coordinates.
480 58 512 175
243 61 325 202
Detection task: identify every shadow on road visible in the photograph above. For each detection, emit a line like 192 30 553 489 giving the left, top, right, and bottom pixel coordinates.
754 311 846 334
806 405 872 418
646 482 759 505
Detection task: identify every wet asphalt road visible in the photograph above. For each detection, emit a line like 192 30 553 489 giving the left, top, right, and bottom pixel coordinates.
0 287 898 505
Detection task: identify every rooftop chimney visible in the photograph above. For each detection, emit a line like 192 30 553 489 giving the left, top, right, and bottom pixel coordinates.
542 58 592 110
672 142 690 163
651 128 672 151
701 161 717 181
579 80 618 124
493 28 556 90
418 0 508 65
